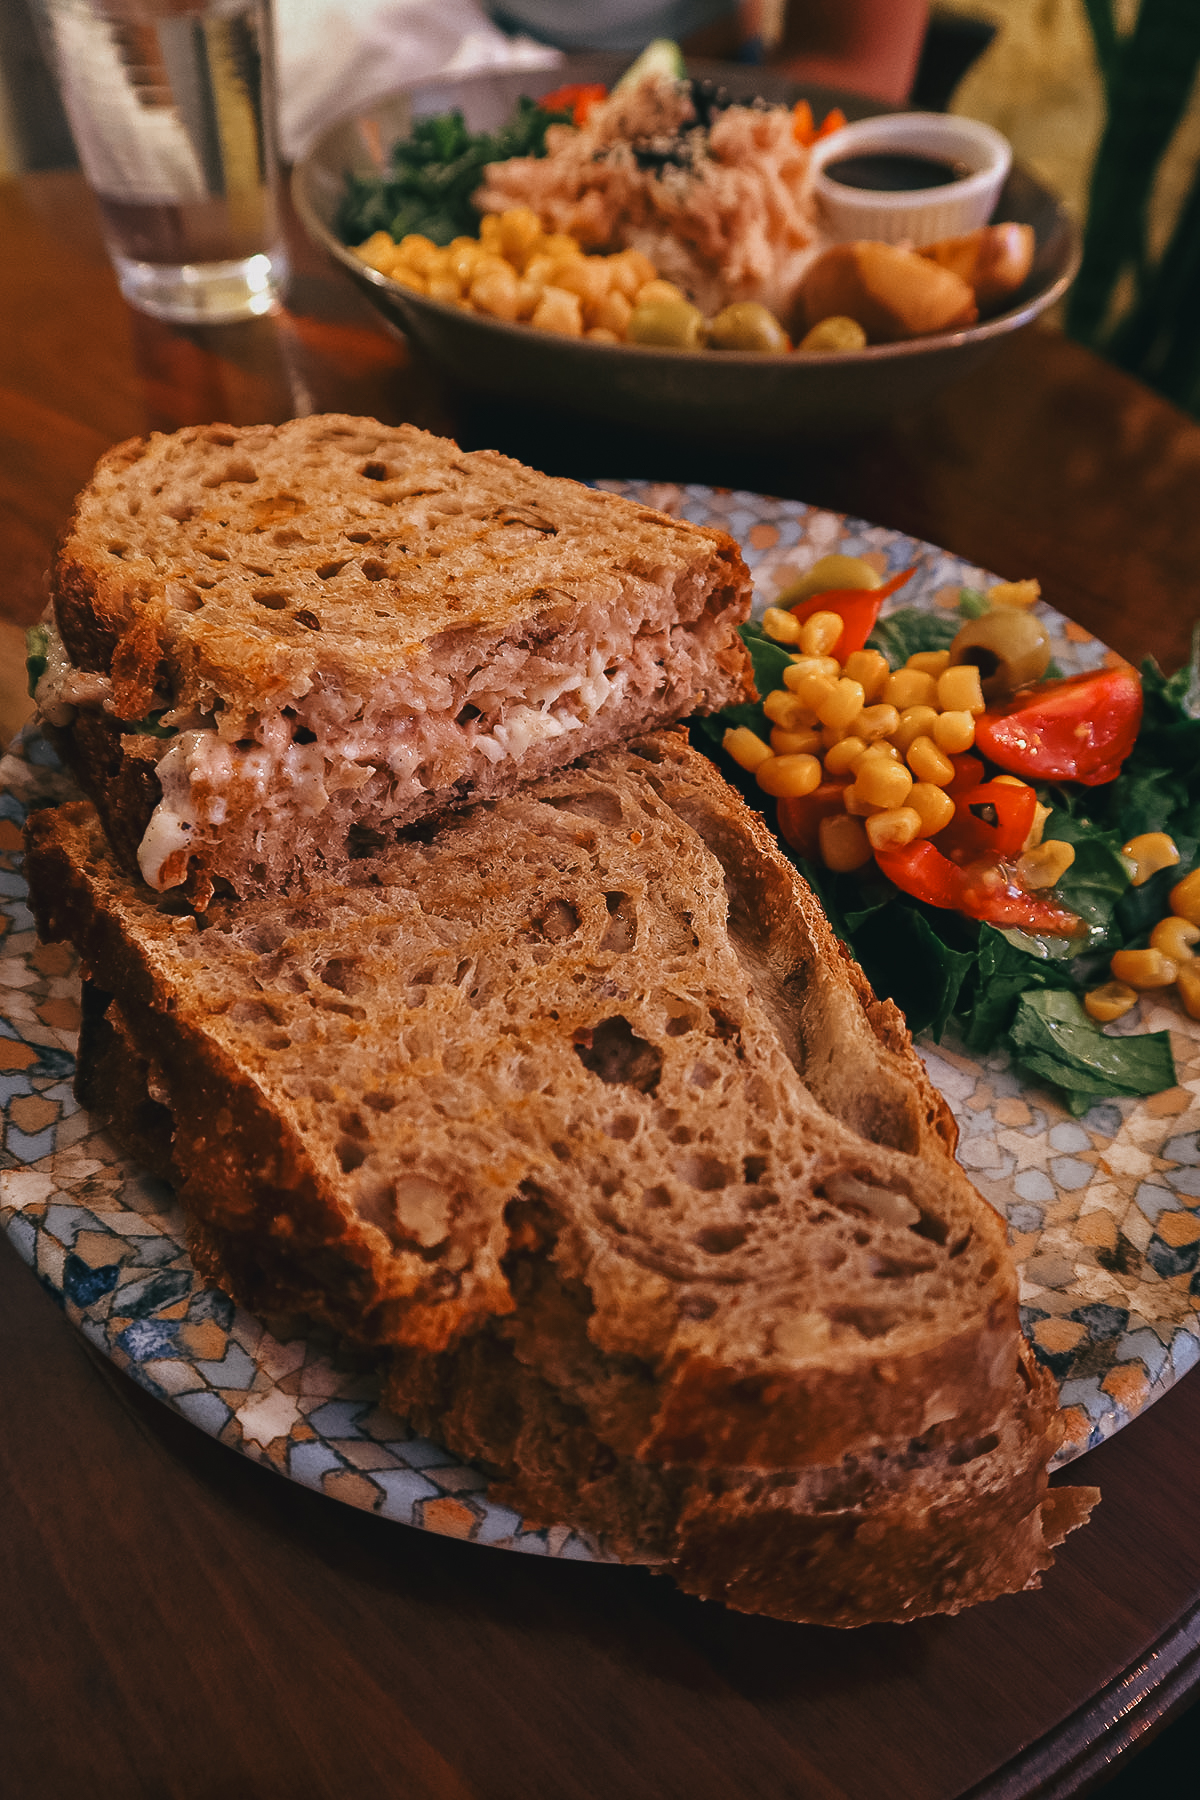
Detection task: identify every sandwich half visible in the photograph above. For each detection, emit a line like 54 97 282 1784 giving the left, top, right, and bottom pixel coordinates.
25 733 1096 1625
35 417 753 906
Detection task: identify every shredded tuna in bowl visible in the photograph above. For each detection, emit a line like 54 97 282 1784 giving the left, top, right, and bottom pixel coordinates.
475 74 821 327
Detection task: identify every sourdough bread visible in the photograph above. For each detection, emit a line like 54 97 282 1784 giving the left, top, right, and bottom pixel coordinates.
25 733 1095 1623
43 418 753 904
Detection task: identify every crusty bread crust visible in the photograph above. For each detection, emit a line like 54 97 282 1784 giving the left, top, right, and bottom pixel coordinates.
25 734 1095 1622
48 418 753 900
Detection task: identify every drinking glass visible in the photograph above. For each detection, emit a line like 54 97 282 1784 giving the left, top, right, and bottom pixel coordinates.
34 0 287 324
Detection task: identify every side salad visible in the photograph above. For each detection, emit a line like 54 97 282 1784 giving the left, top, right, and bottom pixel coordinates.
693 562 1200 1116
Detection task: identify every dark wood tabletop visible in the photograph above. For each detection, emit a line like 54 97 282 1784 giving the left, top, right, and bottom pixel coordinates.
3 164 1200 1800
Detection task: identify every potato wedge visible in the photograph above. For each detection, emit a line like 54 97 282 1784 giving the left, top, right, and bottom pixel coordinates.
798 242 978 344
920 224 1035 311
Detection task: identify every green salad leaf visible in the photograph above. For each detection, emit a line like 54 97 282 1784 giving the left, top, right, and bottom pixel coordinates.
700 612 1199 1115
337 97 570 249
866 607 958 668
1008 990 1176 1115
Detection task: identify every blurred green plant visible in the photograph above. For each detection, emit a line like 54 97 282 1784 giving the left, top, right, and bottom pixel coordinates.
1068 0 1200 411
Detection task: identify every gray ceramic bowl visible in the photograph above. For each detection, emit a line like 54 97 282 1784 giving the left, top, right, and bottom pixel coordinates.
292 58 1079 439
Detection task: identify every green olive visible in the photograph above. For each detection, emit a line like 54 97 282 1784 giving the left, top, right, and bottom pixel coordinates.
707 301 790 353
949 607 1051 698
797 315 868 354
775 554 882 608
626 298 708 349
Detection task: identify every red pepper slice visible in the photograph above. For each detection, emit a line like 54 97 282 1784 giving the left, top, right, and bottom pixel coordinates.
936 780 1038 861
875 840 1082 935
776 777 851 861
974 666 1142 787
537 82 608 125
792 102 848 146
788 565 916 659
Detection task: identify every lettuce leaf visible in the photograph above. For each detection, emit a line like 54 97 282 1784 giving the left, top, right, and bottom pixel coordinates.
1008 989 1175 1115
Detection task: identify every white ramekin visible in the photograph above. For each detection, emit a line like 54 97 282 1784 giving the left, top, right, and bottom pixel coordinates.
809 112 1013 247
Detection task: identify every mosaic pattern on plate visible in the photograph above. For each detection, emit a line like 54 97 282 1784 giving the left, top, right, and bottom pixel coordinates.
2 492 1197 1559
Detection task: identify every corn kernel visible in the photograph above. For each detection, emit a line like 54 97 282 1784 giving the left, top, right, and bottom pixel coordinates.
607 249 658 300
496 207 543 268
815 677 866 731
469 263 521 321
551 256 613 310
908 782 956 836
906 736 956 785
388 263 429 294
865 807 923 852
427 273 464 305
1150 916 1199 963
906 649 951 676
842 649 889 701
635 278 685 306
586 327 621 343
783 656 840 685
763 687 809 729
992 775 1031 787
530 286 584 335
1171 867 1200 925
785 670 835 713
890 704 940 752
799 611 844 657
819 812 873 872
932 709 976 755
1122 832 1180 886
540 232 582 261
853 743 901 773
449 240 493 286
1110 947 1179 989
843 783 877 817
1084 980 1138 1023
988 578 1040 608
770 725 823 756
355 231 397 270
478 214 503 250
762 606 802 645
1178 963 1200 1020
1015 840 1075 889
853 703 901 742
593 288 633 338
396 233 443 275
723 726 773 772
755 753 823 799
1023 801 1051 851
937 664 986 714
854 756 913 809
820 724 852 750
514 278 542 319
884 668 938 711
523 252 559 288
823 735 868 775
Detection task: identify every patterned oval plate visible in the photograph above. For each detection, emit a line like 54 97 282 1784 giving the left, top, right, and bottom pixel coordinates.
3 484 1199 1562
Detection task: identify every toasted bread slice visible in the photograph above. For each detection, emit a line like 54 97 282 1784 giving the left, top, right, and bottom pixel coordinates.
25 733 1095 1623
44 417 752 903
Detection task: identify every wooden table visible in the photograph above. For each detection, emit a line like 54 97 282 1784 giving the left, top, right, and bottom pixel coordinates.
3 166 1200 1800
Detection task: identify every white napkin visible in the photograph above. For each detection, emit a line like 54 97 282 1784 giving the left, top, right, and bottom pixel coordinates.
275 0 563 161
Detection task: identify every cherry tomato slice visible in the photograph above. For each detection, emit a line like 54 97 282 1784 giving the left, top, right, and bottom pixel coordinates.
874 840 1082 935
974 666 1142 787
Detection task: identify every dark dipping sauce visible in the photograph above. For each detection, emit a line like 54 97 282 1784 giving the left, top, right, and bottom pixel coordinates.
823 152 970 192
